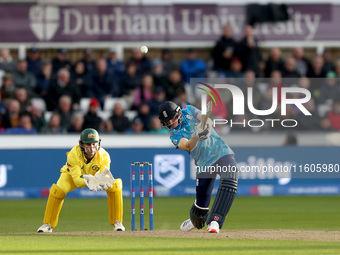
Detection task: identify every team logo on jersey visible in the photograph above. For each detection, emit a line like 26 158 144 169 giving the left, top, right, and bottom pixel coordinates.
186 115 192 120
92 165 100 171
67 162 71 167
214 216 219 221
88 133 95 139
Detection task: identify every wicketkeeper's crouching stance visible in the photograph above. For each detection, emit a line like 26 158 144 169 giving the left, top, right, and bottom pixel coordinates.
37 128 125 232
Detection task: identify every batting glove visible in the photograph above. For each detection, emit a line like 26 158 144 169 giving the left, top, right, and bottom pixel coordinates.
95 168 115 190
194 119 212 140
83 174 102 192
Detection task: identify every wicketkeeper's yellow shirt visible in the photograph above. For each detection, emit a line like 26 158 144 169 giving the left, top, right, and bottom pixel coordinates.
60 145 111 188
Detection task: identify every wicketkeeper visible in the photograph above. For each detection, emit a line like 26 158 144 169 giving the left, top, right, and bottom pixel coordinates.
37 128 125 232
158 101 238 233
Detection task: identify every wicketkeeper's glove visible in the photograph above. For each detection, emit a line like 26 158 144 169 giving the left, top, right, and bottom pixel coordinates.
95 168 115 190
83 174 102 192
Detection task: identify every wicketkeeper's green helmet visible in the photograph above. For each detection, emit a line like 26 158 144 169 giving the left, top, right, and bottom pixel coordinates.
79 128 101 158
79 128 100 143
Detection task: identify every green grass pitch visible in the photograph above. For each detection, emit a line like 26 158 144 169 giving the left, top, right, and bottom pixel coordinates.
1 196 340 254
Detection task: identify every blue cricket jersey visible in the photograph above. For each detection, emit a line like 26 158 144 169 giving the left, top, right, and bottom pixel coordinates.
170 105 234 168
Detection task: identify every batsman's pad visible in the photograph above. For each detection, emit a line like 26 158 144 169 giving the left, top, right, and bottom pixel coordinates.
43 184 66 228
106 178 123 225
190 202 209 229
206 178 238 229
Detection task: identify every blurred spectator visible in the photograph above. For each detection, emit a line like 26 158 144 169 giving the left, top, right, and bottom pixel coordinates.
319 71 340 105
120 62 141 97
109 102 130 133
36 59 52 100
56 95 73 130
326 101 340 130
320 117 332 131
165 69 185 101
148 86 166 116
106 47 125 84
0 97 11 131
161 48 178 77
133 74 153 109
52 48 71 77
321 50 335 74
173 87 189 109
297 77 311 90
46 112 64 134
283 132 298 146
270 71 285 103
293 47 312 77
80 49 96 75
181 48 206 84
308 56 327 99
152 58 168 88
264 48 285 78
26 45 42 78
31 104 46 133
149 116 168 134
258 88 280 120
0 73 15 103
12 60 37 95
242 70 262 117
296 98 321 130
83 98 102 131
212 24 236 72
307 55 326 78
46 68 80 111
0 48 17 73
224 57 244 79
126 116 144 134
1 112 37 134
92 59 116 107
14 87 31 113
335 59 340 78
282 57 301 83
100 119 113 134
238 25 263 76
67 112 84 133
7 99 21 128
129 47 152 75
71 61 92 98
136 103 152 131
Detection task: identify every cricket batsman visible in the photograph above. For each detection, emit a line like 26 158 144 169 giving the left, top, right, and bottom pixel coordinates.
158 101 238 233
37 128 125 232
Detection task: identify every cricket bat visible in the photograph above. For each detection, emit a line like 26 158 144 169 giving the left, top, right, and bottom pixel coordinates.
201 101 212 129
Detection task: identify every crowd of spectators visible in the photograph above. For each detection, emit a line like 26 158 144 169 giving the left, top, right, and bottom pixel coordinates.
0 24 340 135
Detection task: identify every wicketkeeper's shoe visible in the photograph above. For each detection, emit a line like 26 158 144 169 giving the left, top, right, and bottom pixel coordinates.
207 221 220 233
113 221 125 231
37 223 53 233
180 219 195 232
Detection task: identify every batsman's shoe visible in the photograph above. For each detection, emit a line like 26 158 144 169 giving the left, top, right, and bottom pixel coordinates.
180 219 195 232
37 223 52 233
207 221 220 233
113 221 125 231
